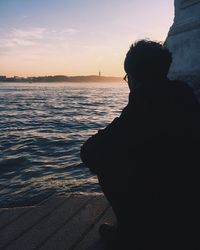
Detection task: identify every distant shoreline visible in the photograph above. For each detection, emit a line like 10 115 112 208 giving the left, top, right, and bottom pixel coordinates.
0 75 123 83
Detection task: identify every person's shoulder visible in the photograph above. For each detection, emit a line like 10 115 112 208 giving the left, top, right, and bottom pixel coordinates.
167 79 200 108
167 79 195 97
168 79 192 91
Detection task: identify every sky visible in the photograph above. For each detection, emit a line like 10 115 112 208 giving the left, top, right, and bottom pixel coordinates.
0 0 174 77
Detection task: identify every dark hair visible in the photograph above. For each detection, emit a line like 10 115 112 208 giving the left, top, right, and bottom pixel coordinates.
124 39 172 81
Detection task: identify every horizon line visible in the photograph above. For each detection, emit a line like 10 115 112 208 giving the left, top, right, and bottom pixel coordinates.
1 74 124 78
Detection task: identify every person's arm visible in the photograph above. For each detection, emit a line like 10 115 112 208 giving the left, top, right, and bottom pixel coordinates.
80 105 130 174
80 88 161 174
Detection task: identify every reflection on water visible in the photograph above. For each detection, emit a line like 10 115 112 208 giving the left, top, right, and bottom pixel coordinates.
0 82 128 207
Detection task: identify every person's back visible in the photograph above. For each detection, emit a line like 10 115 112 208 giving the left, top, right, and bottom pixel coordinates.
80 40 200 249
129 79 200 248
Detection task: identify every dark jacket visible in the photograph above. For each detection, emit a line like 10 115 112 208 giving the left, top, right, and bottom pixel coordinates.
80 79 200 176
80 79 200 247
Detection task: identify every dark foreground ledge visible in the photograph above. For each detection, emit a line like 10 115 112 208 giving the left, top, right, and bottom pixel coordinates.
0 194 116 250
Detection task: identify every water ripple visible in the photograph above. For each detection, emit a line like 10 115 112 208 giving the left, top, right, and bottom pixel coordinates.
0 82 128 207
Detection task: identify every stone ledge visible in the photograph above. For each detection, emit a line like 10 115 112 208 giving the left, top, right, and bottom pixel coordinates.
181 0 200 9
168 17 200 36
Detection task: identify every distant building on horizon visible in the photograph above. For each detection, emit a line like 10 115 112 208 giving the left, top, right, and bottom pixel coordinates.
99 71 101 77
0 76 6 81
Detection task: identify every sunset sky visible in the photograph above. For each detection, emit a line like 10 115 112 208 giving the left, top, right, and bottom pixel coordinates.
0 0 174 77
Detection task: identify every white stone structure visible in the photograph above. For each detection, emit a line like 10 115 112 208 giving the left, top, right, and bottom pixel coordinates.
165 0 200 96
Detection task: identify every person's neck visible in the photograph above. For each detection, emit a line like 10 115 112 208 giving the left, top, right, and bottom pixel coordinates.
141 77 169 88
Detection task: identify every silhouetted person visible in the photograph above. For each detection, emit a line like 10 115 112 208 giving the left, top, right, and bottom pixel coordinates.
80 40 200 249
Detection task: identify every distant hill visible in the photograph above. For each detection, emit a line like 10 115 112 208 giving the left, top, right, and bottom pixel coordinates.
0 75 123 83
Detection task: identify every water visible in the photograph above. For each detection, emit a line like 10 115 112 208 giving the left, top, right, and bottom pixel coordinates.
0 82 129 207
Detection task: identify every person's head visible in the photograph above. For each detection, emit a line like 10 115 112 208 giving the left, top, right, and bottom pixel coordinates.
124 39 172 91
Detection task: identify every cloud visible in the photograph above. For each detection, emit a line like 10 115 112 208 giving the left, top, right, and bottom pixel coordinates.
0 26 80 61
0 38 35 48
12 27 46 39
22 15 29 20
0 27 80 50
60 28 80 35
0 27 46 49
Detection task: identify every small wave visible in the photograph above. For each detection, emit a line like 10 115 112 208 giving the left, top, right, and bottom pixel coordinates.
0 156 30 174
0 81 127 207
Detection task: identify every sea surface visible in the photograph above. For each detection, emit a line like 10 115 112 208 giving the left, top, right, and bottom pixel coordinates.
0 82 129 207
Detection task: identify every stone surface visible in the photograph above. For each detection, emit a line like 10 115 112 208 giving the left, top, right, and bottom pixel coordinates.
165 0 200 98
